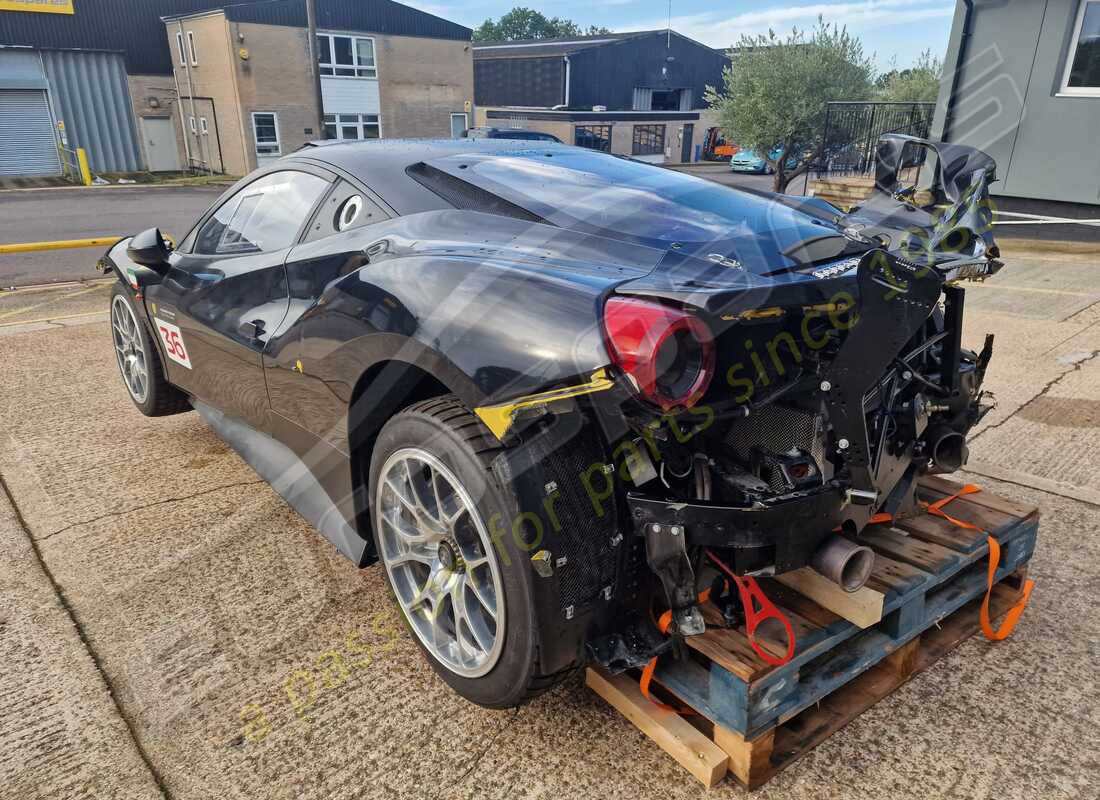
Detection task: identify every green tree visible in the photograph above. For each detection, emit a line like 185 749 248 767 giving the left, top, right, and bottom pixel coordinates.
704 20 874 192
877 49 943 103
473 7 610 42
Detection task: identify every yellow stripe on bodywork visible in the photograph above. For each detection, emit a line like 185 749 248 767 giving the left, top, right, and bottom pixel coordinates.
475 368 616 440
721 306 785 321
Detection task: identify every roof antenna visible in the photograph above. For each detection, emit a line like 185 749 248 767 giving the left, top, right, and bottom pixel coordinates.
667 0 672 48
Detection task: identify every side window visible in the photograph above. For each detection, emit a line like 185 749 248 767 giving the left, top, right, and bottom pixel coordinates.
303 180 388 242
195 171 330 255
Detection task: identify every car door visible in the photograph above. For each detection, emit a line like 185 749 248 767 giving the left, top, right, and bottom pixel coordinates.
145 167 333 431
264 178 395 442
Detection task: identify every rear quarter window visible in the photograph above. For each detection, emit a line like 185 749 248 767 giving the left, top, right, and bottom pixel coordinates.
303 180 389 242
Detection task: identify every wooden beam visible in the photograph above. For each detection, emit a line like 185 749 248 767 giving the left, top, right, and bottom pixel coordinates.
713 726 775 788
585 667 729 787
775 567 884 628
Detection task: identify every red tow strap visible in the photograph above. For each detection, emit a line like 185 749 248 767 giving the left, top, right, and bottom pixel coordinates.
638 555 798 711
705 550 796 667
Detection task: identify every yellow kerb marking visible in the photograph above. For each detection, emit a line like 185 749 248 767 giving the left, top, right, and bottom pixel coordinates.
0 236 123 254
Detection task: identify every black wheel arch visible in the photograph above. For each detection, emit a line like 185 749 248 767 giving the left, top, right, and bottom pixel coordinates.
346 353 484 557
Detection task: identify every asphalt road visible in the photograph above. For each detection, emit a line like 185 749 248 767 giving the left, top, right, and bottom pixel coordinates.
0 167 783 289
0 186 224 287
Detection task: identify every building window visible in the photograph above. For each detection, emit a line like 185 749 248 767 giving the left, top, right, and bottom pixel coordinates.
650 89 683 111
323 113 380 141
252 112 281 156
317 34 376 78
1061 1 1100 94
189 116 197 134
632 124 666 156
575 124 612 152
186 30 198 66
176 32 186 66
199 117 209 135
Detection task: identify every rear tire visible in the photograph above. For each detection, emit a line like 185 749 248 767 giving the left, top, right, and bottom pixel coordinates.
368 394 568 707
110 284 190 417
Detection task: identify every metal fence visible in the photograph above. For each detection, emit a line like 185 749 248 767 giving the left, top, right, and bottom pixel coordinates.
814 101 935 178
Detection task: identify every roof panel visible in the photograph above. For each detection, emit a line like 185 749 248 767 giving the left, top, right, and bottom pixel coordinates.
472 30 653 58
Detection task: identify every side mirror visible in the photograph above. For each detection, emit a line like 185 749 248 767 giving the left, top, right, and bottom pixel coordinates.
127 227 172 272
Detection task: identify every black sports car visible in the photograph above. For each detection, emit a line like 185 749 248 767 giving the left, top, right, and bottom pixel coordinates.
101 135 1002 707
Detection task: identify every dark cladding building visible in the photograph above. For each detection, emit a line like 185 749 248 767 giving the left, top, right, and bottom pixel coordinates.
473 30 728 164
474 30 728 112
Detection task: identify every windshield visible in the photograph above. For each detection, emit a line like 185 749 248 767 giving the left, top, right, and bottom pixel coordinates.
429 149 845 265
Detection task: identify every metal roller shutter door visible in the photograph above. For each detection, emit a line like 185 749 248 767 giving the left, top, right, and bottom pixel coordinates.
0 90 63 177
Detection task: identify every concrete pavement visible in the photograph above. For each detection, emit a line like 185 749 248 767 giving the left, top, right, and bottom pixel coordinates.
0 186 223 286
1 251 1099 798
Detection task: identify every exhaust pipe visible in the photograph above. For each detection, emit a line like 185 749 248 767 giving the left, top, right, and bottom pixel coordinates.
811 535 875 592
926 425 969 472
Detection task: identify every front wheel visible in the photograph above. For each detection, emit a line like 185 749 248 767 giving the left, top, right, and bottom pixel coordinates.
368 395 569 707
110 284 190 416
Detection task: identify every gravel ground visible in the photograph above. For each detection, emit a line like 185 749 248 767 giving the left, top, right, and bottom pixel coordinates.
1 249 1098 798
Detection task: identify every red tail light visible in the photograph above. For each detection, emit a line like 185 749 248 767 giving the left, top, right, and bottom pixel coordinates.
602 296 715 410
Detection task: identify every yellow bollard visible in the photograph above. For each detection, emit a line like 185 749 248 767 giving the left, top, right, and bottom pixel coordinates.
76 147 92 186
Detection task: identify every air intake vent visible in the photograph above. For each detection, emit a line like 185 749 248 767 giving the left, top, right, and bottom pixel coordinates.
406 162 549 224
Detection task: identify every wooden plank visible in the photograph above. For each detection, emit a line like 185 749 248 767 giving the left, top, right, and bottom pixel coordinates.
775 567 884 629
586 667 729 787
860 527 962 573
755 581 1026 787
864 551 934 597
684 628 762 682
696 599 821 674
880 636 921 678
918 475 1038 520
742 605 820 661
914 488 1019 536
758 580 842 628
713 726 775 788
896 512 984 553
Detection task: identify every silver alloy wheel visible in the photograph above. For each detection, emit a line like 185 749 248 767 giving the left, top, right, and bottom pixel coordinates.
111 294 149 404
376 447 505 678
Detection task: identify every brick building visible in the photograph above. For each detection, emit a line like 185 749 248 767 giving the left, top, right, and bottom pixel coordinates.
0 0 473 178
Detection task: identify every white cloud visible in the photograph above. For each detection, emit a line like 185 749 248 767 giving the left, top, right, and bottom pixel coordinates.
623 0 954 54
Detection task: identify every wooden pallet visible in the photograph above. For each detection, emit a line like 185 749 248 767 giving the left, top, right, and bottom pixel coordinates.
588 476 1039 789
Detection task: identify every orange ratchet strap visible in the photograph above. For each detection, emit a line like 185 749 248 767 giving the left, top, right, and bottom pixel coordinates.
922 483 1035 641
639 588 710 713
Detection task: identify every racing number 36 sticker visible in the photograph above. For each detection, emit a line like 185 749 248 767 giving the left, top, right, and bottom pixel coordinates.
156 319 193 370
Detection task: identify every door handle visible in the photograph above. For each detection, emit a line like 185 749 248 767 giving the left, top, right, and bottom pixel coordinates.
239 318 266 340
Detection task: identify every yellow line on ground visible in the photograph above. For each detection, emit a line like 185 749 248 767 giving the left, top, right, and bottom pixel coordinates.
0 284 106 322
0 278 113 295
0 236 122 254
0 310 107 328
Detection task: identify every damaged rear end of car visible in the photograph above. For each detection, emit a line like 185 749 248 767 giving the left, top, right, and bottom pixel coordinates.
473 135 1004 675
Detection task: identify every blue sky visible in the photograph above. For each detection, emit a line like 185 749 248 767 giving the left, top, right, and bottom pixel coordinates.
408 0 957 70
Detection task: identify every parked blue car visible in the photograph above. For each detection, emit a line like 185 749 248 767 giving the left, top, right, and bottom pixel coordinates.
730 146 800 174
